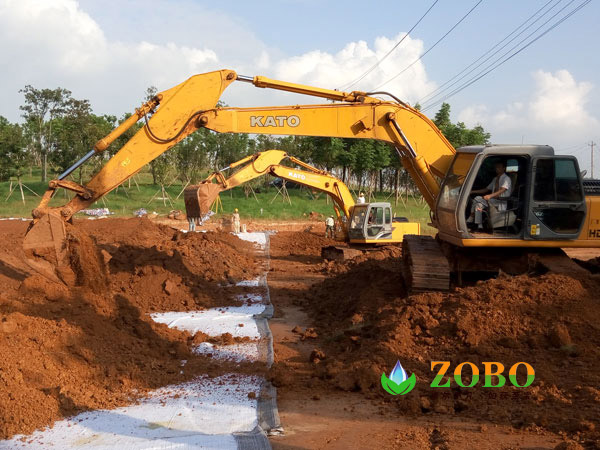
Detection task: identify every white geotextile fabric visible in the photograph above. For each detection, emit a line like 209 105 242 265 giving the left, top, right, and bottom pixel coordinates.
0 232 274 450
2 375 262 450
151 304 266 340
194 342 259 363
233 233 267 248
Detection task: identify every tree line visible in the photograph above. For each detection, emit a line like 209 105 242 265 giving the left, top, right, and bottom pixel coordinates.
0 86 491 197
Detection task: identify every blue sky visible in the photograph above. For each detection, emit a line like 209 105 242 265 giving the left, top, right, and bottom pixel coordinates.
1 0 598 171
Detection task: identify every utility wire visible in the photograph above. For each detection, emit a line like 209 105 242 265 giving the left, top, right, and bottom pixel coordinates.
555 142 588 152
421 0 577 109
338 0 440 92
372 0 484 91
421 0 591 112
417 0 560 106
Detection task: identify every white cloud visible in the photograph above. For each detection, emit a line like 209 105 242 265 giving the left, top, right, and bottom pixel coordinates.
458 70 598 146
273 33 436 103
0 0 435 122
0 0 223 120
529 69 596 129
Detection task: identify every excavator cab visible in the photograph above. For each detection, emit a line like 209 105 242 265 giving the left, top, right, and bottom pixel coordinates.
435 145 587 244
348 202 420 243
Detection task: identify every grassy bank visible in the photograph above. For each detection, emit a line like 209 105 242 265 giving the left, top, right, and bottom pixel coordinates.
0 173 434 232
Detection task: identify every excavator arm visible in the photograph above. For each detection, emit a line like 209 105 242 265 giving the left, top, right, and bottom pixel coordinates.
184 149 355 227
23 69 456 282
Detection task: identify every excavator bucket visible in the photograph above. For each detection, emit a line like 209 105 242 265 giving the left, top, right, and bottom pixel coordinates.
22 212 68 283
184 183 223 218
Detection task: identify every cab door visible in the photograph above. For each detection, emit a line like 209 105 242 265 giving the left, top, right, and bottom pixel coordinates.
366 205 392 239
526 156 586 240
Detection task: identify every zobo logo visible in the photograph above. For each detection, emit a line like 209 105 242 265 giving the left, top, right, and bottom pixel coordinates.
250 115 300 127
381 360 535 395
381 360 416 396
431 361 535 388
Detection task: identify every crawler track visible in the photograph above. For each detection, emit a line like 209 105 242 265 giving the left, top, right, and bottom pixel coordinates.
402 235 450 292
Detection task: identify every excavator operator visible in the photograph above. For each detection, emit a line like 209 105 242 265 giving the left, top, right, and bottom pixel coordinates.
467 160 512 230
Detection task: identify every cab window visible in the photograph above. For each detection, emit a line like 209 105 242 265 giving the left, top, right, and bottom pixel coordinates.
534 159 583 202
350 205 368 230
367 207 384 236
438 153 475 210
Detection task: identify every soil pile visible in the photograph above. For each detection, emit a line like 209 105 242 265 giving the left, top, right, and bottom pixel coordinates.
0 218 261 439
269 229 341 258
303 247 600 442
79 218 261 312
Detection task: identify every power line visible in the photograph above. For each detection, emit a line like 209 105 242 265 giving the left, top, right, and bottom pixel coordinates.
338 0 440 92
417 0 561 106
372 0 484 91
421 0 576 110
555 142 588 153
421 0 591 112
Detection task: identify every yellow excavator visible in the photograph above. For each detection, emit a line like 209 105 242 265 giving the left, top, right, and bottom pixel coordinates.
182 149 420 251
23 69 600 291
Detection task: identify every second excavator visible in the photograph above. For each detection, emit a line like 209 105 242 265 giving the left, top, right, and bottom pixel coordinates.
23 69 600 291
182 149 420 250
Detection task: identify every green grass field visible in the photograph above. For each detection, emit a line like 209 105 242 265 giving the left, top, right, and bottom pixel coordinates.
0 171 435 233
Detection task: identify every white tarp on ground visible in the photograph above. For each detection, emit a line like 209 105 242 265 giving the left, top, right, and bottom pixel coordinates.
3 375 262 450
0 232 275 450
152 305 266 340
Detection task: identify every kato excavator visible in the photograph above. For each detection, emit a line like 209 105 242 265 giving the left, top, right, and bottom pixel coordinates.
182 149 420 253
23 69 600 291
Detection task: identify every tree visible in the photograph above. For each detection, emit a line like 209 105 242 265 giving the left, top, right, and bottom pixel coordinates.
50 99 114 181
19 86 72 182
310 137 344 172
350 140 375 191
433 102 491 148
335 139 356 183
0 117 28 182
175 131 209 184
433 102 452 130
372 141 392 193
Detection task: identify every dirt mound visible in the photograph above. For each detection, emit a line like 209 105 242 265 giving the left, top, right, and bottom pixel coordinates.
270 230 341 258
61 224 109 290
574 256 600 274
0 279 202 439
77 218 261 312
0 218 262 439
302 245 600 441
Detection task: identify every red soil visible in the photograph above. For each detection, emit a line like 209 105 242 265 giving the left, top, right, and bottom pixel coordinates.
0 218 261 439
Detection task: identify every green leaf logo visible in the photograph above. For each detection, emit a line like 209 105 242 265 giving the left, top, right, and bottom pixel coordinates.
381 360 416 395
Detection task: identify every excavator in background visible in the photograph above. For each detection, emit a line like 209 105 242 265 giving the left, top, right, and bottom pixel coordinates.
182 149 420 256
22 69 600 291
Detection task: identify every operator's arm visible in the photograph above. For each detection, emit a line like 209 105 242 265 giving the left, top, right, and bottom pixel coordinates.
483 187 507 201
483 174 510 200
472 177 495 196
471 187 491 195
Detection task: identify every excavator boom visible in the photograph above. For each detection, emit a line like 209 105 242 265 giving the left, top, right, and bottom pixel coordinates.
184 149 355 229
23 69 456 282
